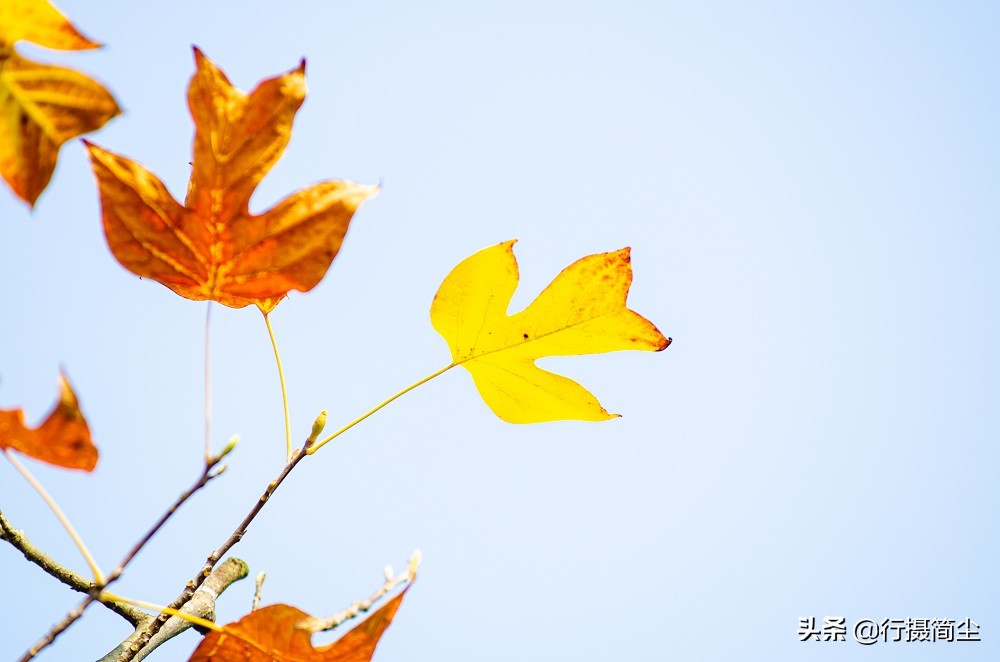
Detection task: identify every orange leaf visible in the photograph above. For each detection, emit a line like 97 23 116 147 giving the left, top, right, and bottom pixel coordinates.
0 0 119 206
189 586 411 662
86 48 377 313
0 372 96 471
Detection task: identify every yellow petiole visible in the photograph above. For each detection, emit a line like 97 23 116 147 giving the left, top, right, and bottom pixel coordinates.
264 312 293 463
308 364 454 454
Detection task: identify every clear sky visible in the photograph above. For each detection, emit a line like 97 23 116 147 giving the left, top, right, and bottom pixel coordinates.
2 1 998 660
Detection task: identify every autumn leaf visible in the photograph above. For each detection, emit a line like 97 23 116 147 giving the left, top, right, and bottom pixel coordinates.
189 585 411 662
0 0 119 206
86 48 377 313
0 372 96 471
431 240 670 423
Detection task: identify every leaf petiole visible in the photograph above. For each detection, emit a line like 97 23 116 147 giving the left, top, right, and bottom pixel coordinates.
99 591 222 633
263 312 293 463
3 449 105 585
308 364 455 454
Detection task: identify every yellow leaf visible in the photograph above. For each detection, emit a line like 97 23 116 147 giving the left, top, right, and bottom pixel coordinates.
0 0 98 50
0 0 119 206
431 240 670 423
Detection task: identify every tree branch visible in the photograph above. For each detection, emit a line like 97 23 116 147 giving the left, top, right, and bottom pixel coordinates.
297 551 419 635
119 446 309 661
0 510 147 627
19 449 231 661
98 557 248 662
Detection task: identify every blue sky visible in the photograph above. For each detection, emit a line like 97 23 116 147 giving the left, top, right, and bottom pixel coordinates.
2 1 998 660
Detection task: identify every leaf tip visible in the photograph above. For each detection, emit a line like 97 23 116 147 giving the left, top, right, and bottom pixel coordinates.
343 181 381 210
80 139 99 158
497 238 518 259
55 370 77 408
191 46 218 76
69 30 103 51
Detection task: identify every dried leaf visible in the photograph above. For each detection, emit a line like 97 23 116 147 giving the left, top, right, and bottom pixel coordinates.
431 240 670 423
0 372 96 471
86 48 377 313
0 0 119 206
188 585 410 662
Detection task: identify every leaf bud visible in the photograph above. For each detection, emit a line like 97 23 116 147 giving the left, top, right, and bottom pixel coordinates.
407 549 422 581
305 410 328 447
219 434 240 458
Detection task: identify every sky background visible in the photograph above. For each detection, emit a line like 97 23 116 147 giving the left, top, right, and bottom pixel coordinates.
2 1 999 660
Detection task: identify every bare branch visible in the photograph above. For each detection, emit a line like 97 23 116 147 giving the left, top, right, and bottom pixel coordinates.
120 446 309 661
0 510 147 627
98 557 248 662
19 453 229 661
252 572 266 612
298 551 419 635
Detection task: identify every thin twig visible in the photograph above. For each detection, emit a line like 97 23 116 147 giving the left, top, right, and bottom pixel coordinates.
252 572 266 612
19 452 230 661
4 449 105 584
0 510 147 626
116 363 434 657
117 364 442 654
21 593 101 661
298 551 420 635
108 456 229 584
119 445 309 661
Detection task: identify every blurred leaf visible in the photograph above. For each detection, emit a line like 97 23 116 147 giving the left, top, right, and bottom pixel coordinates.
432 240 670 423
0 0 119 206
86 48 376 313
0 372 96 471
